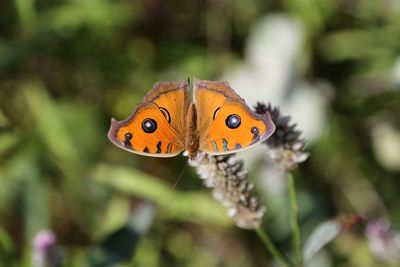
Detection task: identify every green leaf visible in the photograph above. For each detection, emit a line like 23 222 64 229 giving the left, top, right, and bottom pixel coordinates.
302 220 341 262
0 226 15 260
89 203 155 267
90 163 230 225
14 0 37 32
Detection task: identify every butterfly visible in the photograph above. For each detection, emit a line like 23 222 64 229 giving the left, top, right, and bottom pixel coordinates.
107 79 276 160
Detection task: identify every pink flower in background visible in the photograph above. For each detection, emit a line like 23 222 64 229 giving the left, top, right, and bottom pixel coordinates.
32 230 62 267
365 218 400 264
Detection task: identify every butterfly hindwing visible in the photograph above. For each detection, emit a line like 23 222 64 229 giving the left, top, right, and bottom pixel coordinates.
107 81 189 157
194 79 275 155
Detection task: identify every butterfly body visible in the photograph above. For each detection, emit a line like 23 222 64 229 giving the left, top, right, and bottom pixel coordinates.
185 103 200 160
108 79 275 160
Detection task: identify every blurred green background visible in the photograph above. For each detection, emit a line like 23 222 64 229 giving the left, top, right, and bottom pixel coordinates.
1 0 400 266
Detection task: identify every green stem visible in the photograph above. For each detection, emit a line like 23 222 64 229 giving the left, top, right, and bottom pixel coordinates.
14 0 37 33
288 172 302 266
255 227 294 267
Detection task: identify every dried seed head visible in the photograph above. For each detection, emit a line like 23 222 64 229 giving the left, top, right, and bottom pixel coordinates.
255 102 309 170
190 153 266 229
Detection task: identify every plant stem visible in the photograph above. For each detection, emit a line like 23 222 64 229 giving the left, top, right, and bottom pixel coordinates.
255 227 294 267
14 0 37 32
288 172 302 266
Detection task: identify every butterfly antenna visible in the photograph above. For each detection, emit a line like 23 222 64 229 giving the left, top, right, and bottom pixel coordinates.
172 162 189 189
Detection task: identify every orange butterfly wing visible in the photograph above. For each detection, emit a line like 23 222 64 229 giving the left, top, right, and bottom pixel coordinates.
107 81 189 157
194 79 275 155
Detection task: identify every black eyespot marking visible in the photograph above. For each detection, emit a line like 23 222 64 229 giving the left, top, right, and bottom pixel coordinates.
143 147 149 153
213 107 221 120
251 127 260 142
125 132 133 141
124 132 133 146
251 127 259 134
226 114 241 129
142 118 157 133
159 107 171 123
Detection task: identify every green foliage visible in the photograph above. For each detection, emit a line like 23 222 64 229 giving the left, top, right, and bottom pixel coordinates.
1 0 400 266
91 163 229 225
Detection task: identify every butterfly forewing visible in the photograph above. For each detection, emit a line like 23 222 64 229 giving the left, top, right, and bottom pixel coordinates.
107 81 189 157
194 79 275 155
143 81 190 135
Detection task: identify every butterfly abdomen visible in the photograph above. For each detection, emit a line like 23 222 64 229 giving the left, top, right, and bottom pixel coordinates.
185 103 200 160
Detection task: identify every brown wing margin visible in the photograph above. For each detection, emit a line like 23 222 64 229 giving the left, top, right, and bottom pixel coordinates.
193 78 243 101
143 80 190 103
